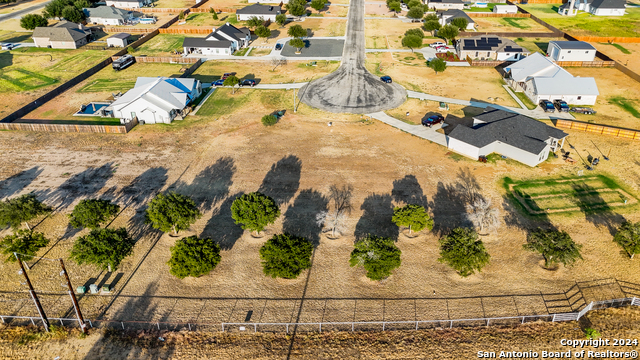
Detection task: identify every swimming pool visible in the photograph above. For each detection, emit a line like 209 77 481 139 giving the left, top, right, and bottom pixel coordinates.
75 102 110 116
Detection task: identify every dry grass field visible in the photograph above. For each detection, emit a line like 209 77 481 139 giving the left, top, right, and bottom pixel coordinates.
365 20 424 49
191 60 340 84
474 17 552 33
590 42 640 73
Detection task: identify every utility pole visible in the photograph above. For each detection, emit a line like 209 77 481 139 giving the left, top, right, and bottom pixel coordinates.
15 253 49 332
59 259 87 334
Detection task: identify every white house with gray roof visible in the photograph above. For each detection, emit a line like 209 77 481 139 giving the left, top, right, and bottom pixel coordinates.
438 10 476 30
456 35 529 61
109 77 202 124
547 41 596 62
32 21 91 49
504 52 599 105
558 0 625 16
182 23 251 56
446 107 568 167
83 6 134 26
428 0 465 10
236 4 281 22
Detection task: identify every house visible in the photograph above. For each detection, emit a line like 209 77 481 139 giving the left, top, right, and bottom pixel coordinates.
493 4 518 13
182 23 251 56
105 0 151 8
504 52 599 105
249 0 288 3
32 21 91 49
456 35 529 61
109 77 202 124
558 0 625 16
427 0 465 11
547 41 597 62
445 107 568 167
107 33 131 47
83 6 133 26
438 9 476 30
236 4 281 22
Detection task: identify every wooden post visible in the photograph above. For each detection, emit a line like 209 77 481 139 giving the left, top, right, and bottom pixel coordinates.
15 253 49 332
59 259 87 334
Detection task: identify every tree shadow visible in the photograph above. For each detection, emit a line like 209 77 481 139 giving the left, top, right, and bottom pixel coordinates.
391 175 428 208
176 157 235 212
36 163 116 210
258 155 302 206
0 166 43 199
119 167 168 208
454 167 483 205
572 183 625 236
428 168 484 234
354 193 398 241
283 189 328 246
0 52 12 71
201 192 245 250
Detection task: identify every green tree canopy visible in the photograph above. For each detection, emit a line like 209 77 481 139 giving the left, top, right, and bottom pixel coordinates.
259 233 313 279
62 5 83 22
438 227 490 277
0 194 51 231
286 0 307 17
212 10 219 20
1 230 49 263
613 221 640 259
73 0 90 9
231 192 281 234
0 0 17 4
424 13 438 22
69 199 120 229
388 1 401 13
392 204 432 235
523 228 583 268
428 57 447 74
262 114 278 126
223 75 241 93
407 0 422 8
423 19 441 35
20 14 48 30
246 16 263 28
276 13 287 27
406 6 424 19
349 235 401 281
450 17 468 30
290 38 305 52
255 25 271 42
145 192 202 235
287 24 307 38
168 236 221 279
70 227 135 271
310 0 327 11
401 34 422 52
437 24 459 44
405 27 424 39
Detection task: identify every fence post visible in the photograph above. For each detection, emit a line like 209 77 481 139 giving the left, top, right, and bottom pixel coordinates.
31 318 35 326
415 321 418 330
188 323 191 331
319 323 322 332
450 320 452 329
351 323 354 332
486 319 489 326
121 322 124 329
89 320 92 328
221 324 225 332
60 319 63 326
254 324 257 332
157 322 160 330
286 324 289 333
521 316 524 324
0 316 3 323
382 322 385 331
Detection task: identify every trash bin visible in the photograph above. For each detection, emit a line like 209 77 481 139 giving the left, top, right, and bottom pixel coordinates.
89 284 99 294
76 286 86 294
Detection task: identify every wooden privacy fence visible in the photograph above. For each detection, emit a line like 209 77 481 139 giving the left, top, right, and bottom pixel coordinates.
511 0 565 3
111 55 199 63
102 26 157 33
571 35 640 44
467 12 530 18
459 31 560 37
159 27 212 34
0 119 138 134
555 119 640 140
555 60 615 67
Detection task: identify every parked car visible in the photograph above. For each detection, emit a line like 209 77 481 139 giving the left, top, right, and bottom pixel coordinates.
213 79 225 86
112 54 135 71
221 72 236 80
539 100 555 113
1 43 14 50
380 75 392 83
436 46 450 53
553 99 569 112
239 79 256 87
429 42 446 48
275 43 283 50
421 114 444 127
570 107 597 115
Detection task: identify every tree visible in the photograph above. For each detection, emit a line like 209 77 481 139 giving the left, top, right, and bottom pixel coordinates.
0 194 51 231
259 233 312 279
388 1 401 13
145 192 202 235
392 204 432 235
168 236 221 279
316 184 353 238
406 6 424 20
523 228 583 268
62 5 83 22
210 8 219 20
20 14 48 30
276 13 287 27
0 0 17 4
287 24 307 38
286 0 306 17
262 114 278 126
349 235 401 281
43 0 70 19
613 221 640 259
246 16 263 29
437 24 459 44
438 227 490 277
73 0 90 9
231 192 281 235
1 230 49 263
405 28 424 39
310 0 326 11
178 10 185 20
223 75 240 94
451 17 468 31
290 38 305 53
270 57 287 71
465 198 499 234
423 20 441 35
424 13 438 22
428 57 447 74
255 25 271 43
69 199 120 229
70 227 134 272
402 34 422 52
407 0 422 8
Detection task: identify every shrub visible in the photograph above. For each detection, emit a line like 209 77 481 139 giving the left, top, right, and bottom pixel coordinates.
20 14 48 30
349 235 401 280
523 228 583 268
1 230 49 263
613 221 640 259
168 236 221 279
259 233 313 279
69 227 135 271
0 194 51 231
69 199 120 229
231 192 280 234
438 227 490 277
262 114 278 126
392 204 432 234
145 192 201 235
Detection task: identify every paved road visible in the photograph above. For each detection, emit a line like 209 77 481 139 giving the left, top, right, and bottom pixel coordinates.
0 0 50 22
299 0 407 114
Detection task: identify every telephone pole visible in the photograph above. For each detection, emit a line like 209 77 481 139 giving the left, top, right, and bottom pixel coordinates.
59 258 87 334
15 253 49 332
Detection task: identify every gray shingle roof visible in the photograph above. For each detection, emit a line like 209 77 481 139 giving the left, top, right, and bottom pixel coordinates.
447 107 568 154
590 0 626 9
32 21 90 42
182 37 232 48
549 41 596 50
83 6 132 20
236 4 281 15
440 9 475 23
182 23 248 49
109 33 131 39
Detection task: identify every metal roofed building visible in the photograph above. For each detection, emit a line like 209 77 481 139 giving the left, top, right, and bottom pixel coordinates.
107 33 131 47
456 35 530 61
547 41 597 62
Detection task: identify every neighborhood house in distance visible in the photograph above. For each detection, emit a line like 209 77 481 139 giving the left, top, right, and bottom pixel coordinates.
558 0 626 16
235 4 282 22
182 23 251 56
83 6 134 26
32 21 91 49
456 35 530 61
438 9 476 30
105 0 151 8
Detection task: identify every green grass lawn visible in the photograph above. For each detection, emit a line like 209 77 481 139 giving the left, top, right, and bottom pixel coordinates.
77 62 186 94
0 68 57 91
609 96 640 118
0 31 33 43
501 18 531 29
466 3 498 12
513 90 537 110
600 42 632 54
130 34 191 56
196 88 254 117
17 118 122 125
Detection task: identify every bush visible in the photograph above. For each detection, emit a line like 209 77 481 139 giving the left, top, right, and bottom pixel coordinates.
69 199 120 229
1 230 49 263
259 233 313 279
69 227 135 271
523 228 582 268
145 192 202 235
231 192 280 234
428 57 447 74
438 227 490 277
349 235 401 280
0 194 51 231
392 204 432 234
168 236 221 279
262 114 278 126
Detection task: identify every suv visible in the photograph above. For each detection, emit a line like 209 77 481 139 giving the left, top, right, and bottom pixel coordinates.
553 99 569 112
380 75 392 83
221 72 236 80
421 114 444 127
539 100 555 113
275 43 283 50
213 79 225 86
239 79 256 87
429 42 446 48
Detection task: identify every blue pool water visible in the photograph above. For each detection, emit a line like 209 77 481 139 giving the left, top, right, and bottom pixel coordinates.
77 103 108 115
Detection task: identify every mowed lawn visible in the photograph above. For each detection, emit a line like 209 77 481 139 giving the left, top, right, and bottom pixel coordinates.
521 5 640 37
131 34 196 56
77 62 186 94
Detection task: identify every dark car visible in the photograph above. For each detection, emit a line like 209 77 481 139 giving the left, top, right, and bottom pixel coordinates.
239 79 256 87
421 114 444 127
570 107 597 115
112 54 135 71
380 75 392 83
553 99 569 112
221 72 236 80
275 43 283 50
213 79 225 86
539 100 555 113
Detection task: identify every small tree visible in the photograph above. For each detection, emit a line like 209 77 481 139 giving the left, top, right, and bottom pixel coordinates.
423 20 441 35
465 198 499 234
290 38 305 53
349 235 401 281
287 1 306 17
437 24 459 44
428 57 447 74
392 204 432 235
69 199 120 229
1 230 49 263
73 0 90 9
287 24 307 38
70 227 135 272
168 236 221 279
178 10 185 20
62 5 83 22
310 0 326 11
276 13 287 27
613 221 640 259
523 228 583 268
246 16 263 29
438 227 490 277
406 6 424 20
402 34 423 52
270 57 287 71
223 75 240 94
262 114 278 126
316 210 348 238
255 25 271 43
20 14 48 30
231 192 281 235
211 9 219 20
451 17 468 31
259 233 313 279
424 13 438 22
388 1 401 13
0 194 52 231
145 192 202 235
405 28 424 39
407 0 422 8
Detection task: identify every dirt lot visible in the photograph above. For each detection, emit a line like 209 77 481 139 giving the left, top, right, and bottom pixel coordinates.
591 42 640 73
365 1 400 17
365 20 425 49
308 5 349 17
191 60 340 84
153 0 195 9
474 17 553 33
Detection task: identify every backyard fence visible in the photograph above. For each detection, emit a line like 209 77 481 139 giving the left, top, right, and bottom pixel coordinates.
0 119 138 134
459 31 560 38
467 12 531 18
179 58 203 78
569 36 640 44
159 27 212 34
555 119 640 140
111 55 199 64
465 56 516 67
512 0 566 3
102 26 157 33
554 60 615 67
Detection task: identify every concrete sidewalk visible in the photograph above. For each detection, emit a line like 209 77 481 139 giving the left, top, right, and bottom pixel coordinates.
366 111 447 146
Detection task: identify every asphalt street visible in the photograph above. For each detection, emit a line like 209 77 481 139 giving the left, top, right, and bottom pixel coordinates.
299 0 407 113
0 0 50 23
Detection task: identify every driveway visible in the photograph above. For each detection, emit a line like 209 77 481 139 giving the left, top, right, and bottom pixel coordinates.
280 38 344 58
299 0 407 114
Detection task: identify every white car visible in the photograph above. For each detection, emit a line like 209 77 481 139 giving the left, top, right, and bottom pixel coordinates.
429 42 446 48
1 43 14 50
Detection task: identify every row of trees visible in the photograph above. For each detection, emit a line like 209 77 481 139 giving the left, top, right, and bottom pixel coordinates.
42 0 89 23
